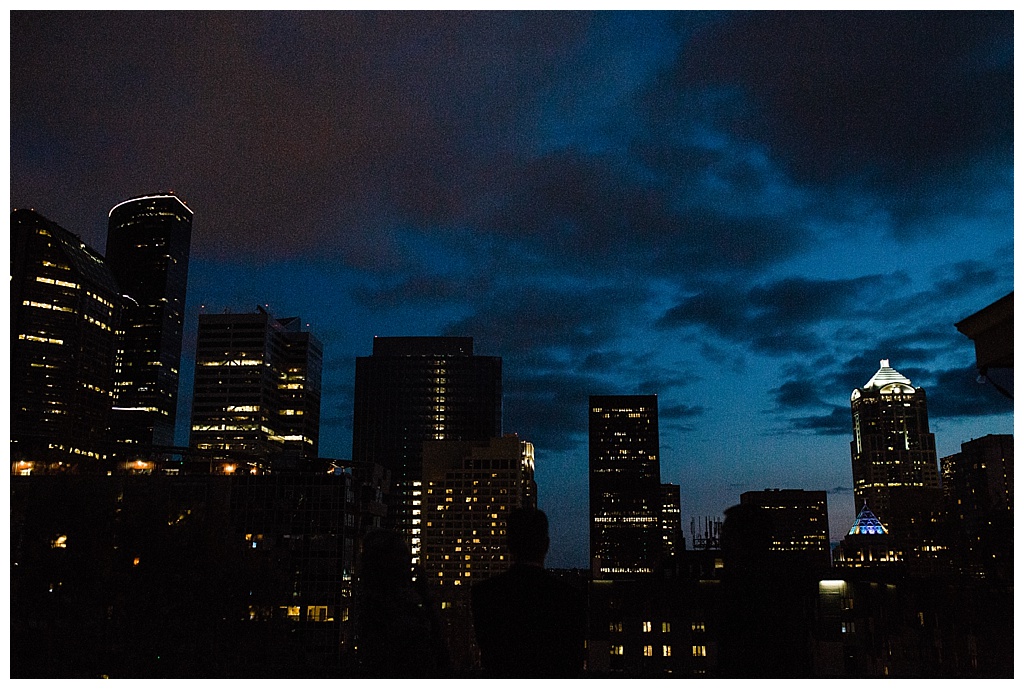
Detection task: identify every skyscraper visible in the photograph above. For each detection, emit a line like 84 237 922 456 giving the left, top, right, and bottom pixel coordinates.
738 489 830 568
352 336 502 548
420 436 536 593
589 394 663 578
11 209 122 468
189 307 322 472
105 193 193 450
849 359 940 543
940 434 1013 578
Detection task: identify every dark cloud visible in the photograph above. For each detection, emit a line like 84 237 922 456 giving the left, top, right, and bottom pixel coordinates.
659 403 706 421
927 365 1014 419
677 12 1013 185
656 274 908 355
503 368 601 452
788 406 851 436
443 281 650 357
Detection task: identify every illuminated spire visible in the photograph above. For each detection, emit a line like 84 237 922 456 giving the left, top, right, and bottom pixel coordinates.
863 359 913 389
847 503 888 536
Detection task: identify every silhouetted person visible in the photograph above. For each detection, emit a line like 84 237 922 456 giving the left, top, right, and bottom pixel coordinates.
471 507 586 678
718 503 814 677
353 529 450 677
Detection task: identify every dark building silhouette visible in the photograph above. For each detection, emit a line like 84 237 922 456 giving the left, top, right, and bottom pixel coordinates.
105 194 193 451
589 394 664 578
738 489 831 569
940 434 1013 580
11 209 122 467
352 336 502 557
10 465 383 678
189 307 322 471
849 360 941 557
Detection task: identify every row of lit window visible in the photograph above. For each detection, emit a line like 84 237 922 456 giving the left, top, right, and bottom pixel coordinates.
610 645 676 657
36 276 79 289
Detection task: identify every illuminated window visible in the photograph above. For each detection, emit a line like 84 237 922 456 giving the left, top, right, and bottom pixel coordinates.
690 622 703 632
283 606 301 621
610 645 624 656
691 645 704 657
643 645 653 657
663 622 672 633
307 605 329 622
642 620 652 633
609 621 622 633
663 645 672 657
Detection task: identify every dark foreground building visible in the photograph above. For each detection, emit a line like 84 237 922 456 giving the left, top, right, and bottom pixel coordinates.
10 463 386 678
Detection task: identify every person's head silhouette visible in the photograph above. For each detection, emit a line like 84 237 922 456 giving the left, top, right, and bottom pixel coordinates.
359 529 412 590
507 507 549 566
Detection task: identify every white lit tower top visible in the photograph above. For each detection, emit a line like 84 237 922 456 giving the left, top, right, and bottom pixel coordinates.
849 359 939 526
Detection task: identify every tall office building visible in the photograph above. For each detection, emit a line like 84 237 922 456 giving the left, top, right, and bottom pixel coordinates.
105 193 193 450
189 307 322 472
850 359 941 549
589 394 663 578
660 483 684 560
941 434 1013 578
352 336 502 547
11 209 122 467
738 489 830 568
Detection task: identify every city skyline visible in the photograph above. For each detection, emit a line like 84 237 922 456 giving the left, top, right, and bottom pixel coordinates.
10 11 1014 567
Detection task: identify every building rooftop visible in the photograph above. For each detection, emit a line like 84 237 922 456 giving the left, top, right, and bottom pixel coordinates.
862 359 913 389
847 504 888 536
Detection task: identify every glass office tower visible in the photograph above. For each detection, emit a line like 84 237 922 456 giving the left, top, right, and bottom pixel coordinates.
105 193 193 451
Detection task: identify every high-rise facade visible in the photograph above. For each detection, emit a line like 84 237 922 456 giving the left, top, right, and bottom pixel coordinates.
940 434 1013 578
738 489 830 568
189 307 322 472
850 360 939 519
589 394 663 578
850 360 943 564
420 436 536 593
105 193 193 450
352 336 502 549
11 209 122 467
660 483 684 560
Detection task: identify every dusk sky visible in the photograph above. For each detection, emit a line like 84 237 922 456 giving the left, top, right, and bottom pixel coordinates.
9 11 1014 567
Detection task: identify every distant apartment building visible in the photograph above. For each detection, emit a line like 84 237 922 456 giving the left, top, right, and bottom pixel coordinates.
420 435 537 595
11 209 121 468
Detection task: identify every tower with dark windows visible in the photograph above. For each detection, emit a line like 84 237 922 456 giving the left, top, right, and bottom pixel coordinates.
11 209 122 469
589 394 664 578
189 307 322 472
850 359 941 555
105 193 193 451
738 489 831 569
352 336 502 558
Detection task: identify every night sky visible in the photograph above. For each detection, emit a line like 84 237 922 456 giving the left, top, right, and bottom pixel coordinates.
10 11 1014 568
